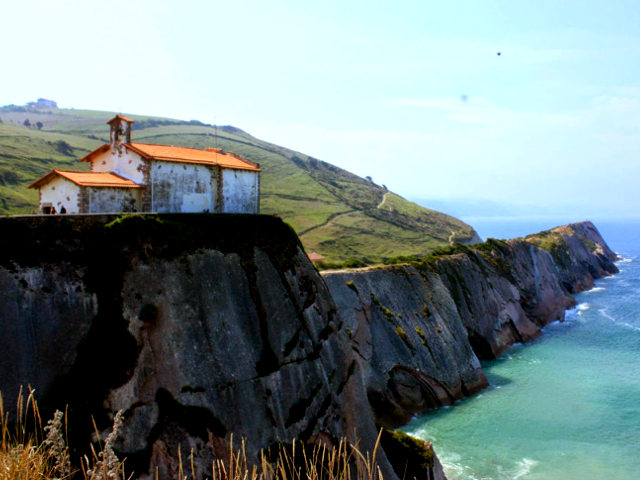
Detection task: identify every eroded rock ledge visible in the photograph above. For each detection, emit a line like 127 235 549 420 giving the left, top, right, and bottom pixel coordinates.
323 221 618 428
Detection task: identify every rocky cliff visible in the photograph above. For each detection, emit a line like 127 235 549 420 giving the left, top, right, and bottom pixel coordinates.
323 221 618 428
0 214 444 480
0 216 617 480
323 266 487 428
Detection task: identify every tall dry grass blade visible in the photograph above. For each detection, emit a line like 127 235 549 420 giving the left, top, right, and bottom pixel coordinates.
0 392 6 452
240 439 249 480
370 429 382 480
229 434 235 480
177 443 184 480
27 387 42 446
15 386 24 444
219 455 228 480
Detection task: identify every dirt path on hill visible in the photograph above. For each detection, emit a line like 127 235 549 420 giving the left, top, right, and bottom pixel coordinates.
377 192 389 209
301 191 389 239
298 210 357 237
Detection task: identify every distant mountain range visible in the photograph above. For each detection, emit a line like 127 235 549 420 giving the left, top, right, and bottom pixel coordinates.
0 104 479 263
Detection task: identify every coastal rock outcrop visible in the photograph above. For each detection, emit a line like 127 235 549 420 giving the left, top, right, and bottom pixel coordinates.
323 221 618 425
0 214 444 480
323 266 487 427
432 238 576 359
416 222 616 362
524 221 618 293
0 263 96 407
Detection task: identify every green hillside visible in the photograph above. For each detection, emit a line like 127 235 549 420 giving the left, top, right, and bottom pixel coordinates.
0 104 479 263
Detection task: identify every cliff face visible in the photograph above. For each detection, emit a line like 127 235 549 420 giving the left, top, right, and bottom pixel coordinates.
0 214 443 480
324 221 618 427
323 266 487 427
109 247 358 477
0 262 96 407
432 238 576 359
422 221 616 363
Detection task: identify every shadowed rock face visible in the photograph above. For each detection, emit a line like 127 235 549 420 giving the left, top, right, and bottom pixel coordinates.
109 246 355 477
0 263 96 407
0 214 444 480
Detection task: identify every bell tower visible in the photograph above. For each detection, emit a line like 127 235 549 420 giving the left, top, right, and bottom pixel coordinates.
107 114 134 154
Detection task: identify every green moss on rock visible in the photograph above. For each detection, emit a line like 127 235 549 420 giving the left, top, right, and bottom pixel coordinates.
579 235 598 252
380 429 436 480
380 305 395 320
526 231 573 269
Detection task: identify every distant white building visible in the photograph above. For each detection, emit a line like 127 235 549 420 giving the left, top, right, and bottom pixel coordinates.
29 115 261 214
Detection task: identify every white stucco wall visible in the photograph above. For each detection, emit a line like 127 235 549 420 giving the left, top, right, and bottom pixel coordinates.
150 161 216 213
90 149 146 183
39 176 81 214
221 169 259 213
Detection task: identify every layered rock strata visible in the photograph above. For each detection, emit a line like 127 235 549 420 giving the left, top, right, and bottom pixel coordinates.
324 221 618 427
323 266 487 427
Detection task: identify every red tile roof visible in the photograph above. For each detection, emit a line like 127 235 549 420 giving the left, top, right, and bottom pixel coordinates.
79 144 111 163
29 170 142 189
126 143 261 171
79 143 261 172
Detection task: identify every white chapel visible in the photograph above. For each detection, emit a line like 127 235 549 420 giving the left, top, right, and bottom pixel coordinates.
30 115 261 214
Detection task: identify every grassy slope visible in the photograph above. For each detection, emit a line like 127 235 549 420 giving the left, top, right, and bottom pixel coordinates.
0 106 478 263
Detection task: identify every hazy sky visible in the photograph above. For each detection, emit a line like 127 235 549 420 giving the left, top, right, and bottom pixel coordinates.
3 1 640 218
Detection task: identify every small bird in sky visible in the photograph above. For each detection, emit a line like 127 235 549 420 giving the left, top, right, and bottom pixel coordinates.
497 52 501 56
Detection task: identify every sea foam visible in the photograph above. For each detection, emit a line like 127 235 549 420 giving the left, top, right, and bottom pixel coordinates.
584 286 605 293
575 303 590 316
512 457 539 479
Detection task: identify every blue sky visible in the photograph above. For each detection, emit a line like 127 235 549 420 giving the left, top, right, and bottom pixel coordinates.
3 1 640 218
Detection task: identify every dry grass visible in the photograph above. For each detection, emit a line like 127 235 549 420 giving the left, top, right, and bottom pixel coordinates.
0 390 383 480
207 434 383 480
0 388 71 479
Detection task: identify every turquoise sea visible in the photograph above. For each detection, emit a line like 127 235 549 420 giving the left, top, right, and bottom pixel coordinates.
404 218 640 480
